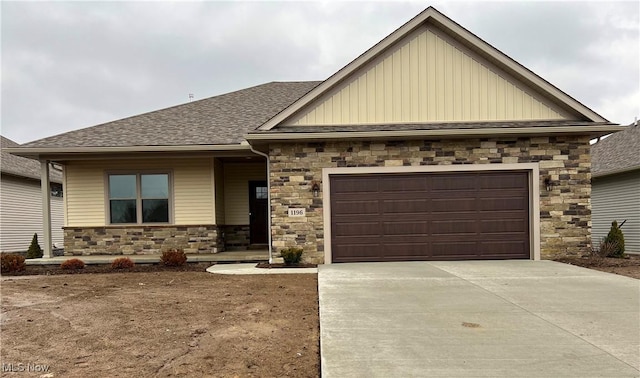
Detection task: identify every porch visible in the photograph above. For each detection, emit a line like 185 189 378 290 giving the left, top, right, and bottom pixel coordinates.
25 250 271 265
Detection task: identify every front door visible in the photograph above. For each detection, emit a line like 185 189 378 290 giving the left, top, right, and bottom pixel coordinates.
249 181 268 245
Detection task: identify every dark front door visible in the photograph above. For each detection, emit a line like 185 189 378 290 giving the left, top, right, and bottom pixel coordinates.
249 181 268 245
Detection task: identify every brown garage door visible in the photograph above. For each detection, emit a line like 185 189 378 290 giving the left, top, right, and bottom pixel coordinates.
330 171 530 262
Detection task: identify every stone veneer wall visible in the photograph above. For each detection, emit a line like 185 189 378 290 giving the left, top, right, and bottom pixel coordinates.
269 136 592 264
221 225 251 251
63 225 222 255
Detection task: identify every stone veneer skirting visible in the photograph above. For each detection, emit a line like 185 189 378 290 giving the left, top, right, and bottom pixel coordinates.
221 225 251 251
269 137 592 264
63 225 222 256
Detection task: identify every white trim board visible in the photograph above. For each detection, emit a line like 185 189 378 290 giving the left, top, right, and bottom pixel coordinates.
321 163 541 264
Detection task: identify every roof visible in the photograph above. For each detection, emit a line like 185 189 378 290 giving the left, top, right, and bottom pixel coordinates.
19 81 319 149
258 6 608 131
1 136 63 183
592 121 640 177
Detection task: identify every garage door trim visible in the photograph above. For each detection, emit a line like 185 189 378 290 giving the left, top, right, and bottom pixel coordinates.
322 163 541 263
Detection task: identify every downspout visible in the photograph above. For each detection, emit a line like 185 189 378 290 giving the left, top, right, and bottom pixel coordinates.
249 145 273 264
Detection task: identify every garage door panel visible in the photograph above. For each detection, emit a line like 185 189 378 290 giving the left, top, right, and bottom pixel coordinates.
431 175 477 191
330 171 530 263
382 221 428 235
332 200 379 215
480 173 528 189
479 197 528 211
333 222 380 237
381 199 429 213
430 198 476 212
331 177 379 193
332 244 381 261
430 220 477 235
480 219 527 233
478 241 528 256
379 176 427 192
431 242 478 257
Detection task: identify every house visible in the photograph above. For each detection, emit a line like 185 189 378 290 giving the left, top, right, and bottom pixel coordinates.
6 7 622 263
591 121 640 253
1 136 64 253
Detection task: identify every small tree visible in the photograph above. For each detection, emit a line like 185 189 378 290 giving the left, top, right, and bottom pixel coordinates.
26 233 43 259
604 221 625 258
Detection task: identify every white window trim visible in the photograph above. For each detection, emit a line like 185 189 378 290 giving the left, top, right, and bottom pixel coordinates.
104 171 174 225
321 163 541 264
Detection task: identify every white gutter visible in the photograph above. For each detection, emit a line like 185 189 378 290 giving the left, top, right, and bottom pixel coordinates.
248 145 274 264
4 144 252 159
247 125 625 142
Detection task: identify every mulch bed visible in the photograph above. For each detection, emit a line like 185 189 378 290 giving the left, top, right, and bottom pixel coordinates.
2 262 214 276
255 262 318 269
554 254 640 279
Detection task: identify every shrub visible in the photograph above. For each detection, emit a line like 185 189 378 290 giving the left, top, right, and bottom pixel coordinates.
60 258 85 270
111 257 135 270
280 247 303 266
589 238 618 261
1 253 26 273
161 249 187 267
604 221 625 258
26 233 43 259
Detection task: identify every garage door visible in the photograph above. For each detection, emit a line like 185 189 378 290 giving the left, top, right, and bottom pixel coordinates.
330 171 530 262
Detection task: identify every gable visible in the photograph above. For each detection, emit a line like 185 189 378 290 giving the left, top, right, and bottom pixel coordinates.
257 7 609 132
285 24 577 126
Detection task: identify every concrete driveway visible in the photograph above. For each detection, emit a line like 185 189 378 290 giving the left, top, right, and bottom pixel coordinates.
318 260 640 377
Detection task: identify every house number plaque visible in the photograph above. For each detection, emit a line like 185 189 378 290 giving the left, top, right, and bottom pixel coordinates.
288 208 306 217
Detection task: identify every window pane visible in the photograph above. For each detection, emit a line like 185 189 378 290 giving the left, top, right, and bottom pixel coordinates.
141 174 168 198
110 200 137 223
143 199 169 223
109 175 136 198
256 186 268 199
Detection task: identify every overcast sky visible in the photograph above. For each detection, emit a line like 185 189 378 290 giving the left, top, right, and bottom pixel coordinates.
1 1 639 144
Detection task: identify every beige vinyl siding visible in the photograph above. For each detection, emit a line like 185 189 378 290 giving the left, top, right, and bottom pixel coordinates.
223 162 266 225
288 25 574 126
214 158 225 224
0 175 64 252
592 170 640 253
64 158 214 226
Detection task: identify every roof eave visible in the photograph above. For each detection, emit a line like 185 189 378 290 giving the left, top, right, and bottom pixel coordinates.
593 166 640 179
4 144 253 160
246 125 625 143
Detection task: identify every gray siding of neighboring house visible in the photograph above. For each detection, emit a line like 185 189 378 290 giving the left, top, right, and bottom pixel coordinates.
0 175 64 253
592 170 640 253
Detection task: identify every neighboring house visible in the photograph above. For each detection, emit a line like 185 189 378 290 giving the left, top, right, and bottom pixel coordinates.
7 7 622 263
1 136 64 253
591 121 640 253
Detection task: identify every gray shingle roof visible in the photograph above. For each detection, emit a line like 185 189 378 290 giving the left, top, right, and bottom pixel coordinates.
21 81 320 148
592 121 640 177
1 136 62 182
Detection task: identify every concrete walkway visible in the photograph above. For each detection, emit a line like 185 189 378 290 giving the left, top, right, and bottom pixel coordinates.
319 260 640 377
206 263 317 275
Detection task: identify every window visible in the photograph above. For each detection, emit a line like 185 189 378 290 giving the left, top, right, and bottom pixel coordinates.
108 173 170 224
255 186 268 199
51 183 63 198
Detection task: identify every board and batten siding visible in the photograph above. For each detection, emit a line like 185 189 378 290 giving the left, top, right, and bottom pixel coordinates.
64 158 215 226
592 170 640 253
0 175 64 252
287 25 575 126
223 162 266 225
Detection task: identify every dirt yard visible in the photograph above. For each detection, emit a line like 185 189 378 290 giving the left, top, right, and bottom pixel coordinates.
1 271 319 377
